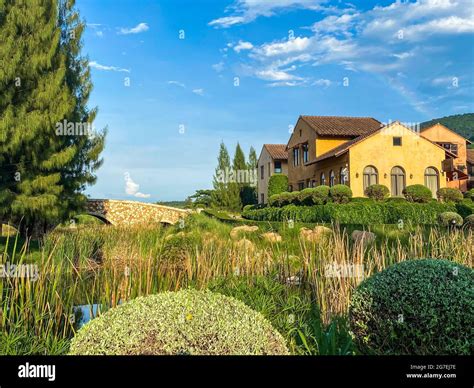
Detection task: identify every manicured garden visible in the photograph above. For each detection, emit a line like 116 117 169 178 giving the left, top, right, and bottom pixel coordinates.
0 204 472 355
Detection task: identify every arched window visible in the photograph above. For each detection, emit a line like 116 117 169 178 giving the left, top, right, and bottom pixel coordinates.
340 167 349 184
424 167 439 197
329 170 335 187
320 172 326 186
363 166 378 192
391 166 406 196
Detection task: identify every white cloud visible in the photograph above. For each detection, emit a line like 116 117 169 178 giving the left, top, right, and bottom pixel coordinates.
168 80 186 88
313 78 331 87
212 62 225 72
255 37 311 57
255 68 301 81
89 61 130 73
233 40 254 53
124 172 150 198
209 0 327 28
192 88 205 96
118 22 149 35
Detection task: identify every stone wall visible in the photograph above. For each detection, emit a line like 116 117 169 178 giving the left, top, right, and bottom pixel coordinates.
85 199 190 226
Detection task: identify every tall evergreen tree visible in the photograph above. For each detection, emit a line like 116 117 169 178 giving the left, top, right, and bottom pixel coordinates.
242 146 258 205
211 141 231 208
248 146 257 170
0 0 105 235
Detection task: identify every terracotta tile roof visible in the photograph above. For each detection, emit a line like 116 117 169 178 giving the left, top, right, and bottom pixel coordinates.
306 121 458 165
300 115 382 137
467 149 474 164
264 144 288 160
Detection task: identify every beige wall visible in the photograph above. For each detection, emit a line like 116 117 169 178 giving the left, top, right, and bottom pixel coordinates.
257 146 288 204
421 123 469 192
349 123 447 197
287 118 351 189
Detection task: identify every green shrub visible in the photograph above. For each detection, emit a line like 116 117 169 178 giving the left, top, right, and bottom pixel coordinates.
69 290 289 355
276 192 293 207
268 174 289 198
242 202 455 225
402 184 433 203
464 189 474 200
463 214 474 228
349 259 473 355
351 197 375 203
365 184 390 201
437 187 463 203
289 191 301 205
311 185 330 205
329 184 353 204
384 197 407 203
438 211 463 228
297 188 317 205
456 199 474 218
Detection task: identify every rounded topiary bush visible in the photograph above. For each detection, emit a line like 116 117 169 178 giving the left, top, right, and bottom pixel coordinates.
464 189 474 200
289 191 300 205
403 184 433 203
464 214 474 228
437 187 463 203
311 185 330 205
69 289 289 355
365 184 389 201
330 184 353 204
297 188 317 205
438 211 463 228
349 259 473 355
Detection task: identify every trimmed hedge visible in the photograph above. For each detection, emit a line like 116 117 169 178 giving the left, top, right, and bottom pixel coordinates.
464 189 474 200
403 184 433 203
365 184 389 201
268 174 288 198
437 187 463 203
69 290 289 355
438 212 463 228
349 259 474 355
242 201 456 225
330 184 353 204
455 199 474 218
464 214 474 228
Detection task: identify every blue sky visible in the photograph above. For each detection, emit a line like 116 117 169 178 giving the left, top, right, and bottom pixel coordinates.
79 0 474 201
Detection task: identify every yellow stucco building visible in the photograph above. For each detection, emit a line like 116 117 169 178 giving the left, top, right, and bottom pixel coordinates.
287 117 453 197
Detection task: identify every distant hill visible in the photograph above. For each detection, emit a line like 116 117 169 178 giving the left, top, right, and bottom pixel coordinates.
421 113 474 143
156 201 187 209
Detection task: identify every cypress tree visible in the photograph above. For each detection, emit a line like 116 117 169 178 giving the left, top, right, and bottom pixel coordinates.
0 0 105 235
212 141 231 208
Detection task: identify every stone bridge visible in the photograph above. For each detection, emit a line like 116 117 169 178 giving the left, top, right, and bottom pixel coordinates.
85 199 190 226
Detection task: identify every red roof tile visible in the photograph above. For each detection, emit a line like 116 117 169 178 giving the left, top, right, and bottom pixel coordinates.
300 116 382 137
264 144 288 160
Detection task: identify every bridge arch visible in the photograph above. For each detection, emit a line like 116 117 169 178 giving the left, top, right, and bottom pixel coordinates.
85 199 190 227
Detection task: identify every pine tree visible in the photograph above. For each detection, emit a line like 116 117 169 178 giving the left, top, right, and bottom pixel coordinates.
242 146 258 205
0 0 105 235
227 143 246 210
211 141 231 208
57 0 105 220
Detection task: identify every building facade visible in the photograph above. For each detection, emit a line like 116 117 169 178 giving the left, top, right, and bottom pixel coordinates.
420 123 471 192
257 144 288 204
286 116 451 197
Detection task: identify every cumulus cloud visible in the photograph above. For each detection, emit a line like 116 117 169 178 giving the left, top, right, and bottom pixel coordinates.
118 22 149 35
209 0 328 28
192 88 205 96
233 40 254 53
124 172 150 198
89 61 130 73
168 80 186 88
212 62 225 72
